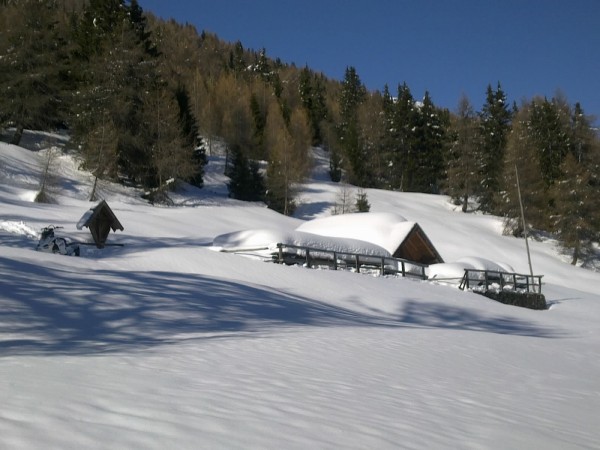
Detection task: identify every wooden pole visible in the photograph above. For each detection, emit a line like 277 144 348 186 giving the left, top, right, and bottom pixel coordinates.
515 165 535 289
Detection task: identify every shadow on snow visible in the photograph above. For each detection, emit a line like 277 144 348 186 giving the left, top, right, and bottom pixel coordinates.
0 256 563 357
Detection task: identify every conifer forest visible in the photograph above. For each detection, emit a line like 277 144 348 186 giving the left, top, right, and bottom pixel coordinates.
1 0 599 264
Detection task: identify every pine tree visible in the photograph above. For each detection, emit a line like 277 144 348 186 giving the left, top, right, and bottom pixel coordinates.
355 189 370 212
379 84 399 189
299 66 328 145
328 146 343 182
411 91 447 193
395 82 417 191
338 66 367 185
250 93 267 159
228 40 246 78
253 48 272 83
357 91 386 187
226 144 265 201
71 0 162 187
0 0 70 144
478 83 512 213
175 84 205 187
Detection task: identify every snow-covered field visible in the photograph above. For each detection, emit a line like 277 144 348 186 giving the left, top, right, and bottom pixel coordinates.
1 135 599 449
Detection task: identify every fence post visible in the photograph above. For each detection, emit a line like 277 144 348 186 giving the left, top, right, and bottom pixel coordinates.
333 252 338 271
306 249 311 268
381 257 385 276
401 261 406 277
356 255 360 273
278 244 283 264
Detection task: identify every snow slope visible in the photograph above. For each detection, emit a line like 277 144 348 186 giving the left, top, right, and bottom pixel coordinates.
1 137 599 449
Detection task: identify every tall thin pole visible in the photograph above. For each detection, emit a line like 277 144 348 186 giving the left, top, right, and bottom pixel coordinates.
515 165 535 289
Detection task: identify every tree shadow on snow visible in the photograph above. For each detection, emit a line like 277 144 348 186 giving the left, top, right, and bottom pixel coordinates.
0 256 563 357
396 299 565 337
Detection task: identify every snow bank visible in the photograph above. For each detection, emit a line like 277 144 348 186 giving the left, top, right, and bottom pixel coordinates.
0 220 39 238
427 256 517 282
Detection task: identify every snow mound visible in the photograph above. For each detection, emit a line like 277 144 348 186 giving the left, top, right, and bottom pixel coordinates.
0 220 39 238
427 256 516 282
456 256 515 273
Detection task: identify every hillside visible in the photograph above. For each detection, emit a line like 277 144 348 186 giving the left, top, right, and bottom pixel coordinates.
1 134 599 449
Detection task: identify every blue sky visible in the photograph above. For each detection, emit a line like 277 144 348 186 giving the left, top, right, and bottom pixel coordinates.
139 0 599 124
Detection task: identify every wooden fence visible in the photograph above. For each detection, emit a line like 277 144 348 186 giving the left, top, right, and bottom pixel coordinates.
459 269 543 294
274 243 428 280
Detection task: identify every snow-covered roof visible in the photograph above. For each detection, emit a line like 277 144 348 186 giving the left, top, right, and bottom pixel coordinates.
296 212 443 264
212 228 392 258
296 212 410 255
76 209 94 230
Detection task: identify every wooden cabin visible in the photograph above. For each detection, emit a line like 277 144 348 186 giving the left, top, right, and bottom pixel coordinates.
76 200 124 248
296 212 444 265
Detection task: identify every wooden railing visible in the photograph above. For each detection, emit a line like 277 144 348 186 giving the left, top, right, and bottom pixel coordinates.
459 269 543 294
275 243 428 280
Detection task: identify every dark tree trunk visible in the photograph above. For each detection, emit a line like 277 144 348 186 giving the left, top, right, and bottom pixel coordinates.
10 124 24 146
571 241 580 266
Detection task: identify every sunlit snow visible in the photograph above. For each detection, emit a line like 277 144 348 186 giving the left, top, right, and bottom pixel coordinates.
1 133 599 449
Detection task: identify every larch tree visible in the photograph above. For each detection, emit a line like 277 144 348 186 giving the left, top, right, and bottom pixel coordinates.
447 94 479 212
501 102 549 234
265 103 310 215
551 153 599 265
570 102 596 165
146 87 196 194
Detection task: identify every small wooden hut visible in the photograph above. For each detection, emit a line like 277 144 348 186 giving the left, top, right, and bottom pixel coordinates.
296 212 444 265
77 200 124 248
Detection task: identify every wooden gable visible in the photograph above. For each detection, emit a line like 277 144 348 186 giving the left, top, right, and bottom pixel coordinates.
77 200 124 248
392 223 444 265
